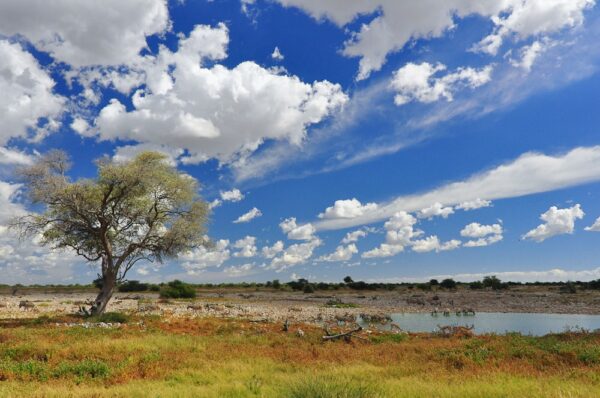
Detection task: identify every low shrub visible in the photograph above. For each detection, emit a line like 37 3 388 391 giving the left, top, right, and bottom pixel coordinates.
159 280 196 299
93 312 130 323
118 280 148 292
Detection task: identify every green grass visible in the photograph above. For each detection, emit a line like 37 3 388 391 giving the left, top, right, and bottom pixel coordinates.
325 302 359 309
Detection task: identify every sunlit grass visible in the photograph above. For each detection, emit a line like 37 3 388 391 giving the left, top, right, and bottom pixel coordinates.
0 316 599 397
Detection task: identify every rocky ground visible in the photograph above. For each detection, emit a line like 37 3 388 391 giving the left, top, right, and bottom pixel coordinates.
1 285 599 323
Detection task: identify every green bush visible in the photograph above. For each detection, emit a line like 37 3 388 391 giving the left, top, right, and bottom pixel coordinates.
159 280 196 299
440 278 457 289
118 280 148 292
469 281 484 289
303 284 315 293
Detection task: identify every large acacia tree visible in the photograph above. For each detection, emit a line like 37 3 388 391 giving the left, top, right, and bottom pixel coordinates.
13 151 209 314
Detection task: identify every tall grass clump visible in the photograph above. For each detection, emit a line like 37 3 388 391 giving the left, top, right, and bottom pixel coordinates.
283 377 381 398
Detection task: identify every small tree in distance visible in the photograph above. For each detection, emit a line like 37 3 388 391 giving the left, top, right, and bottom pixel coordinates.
343 276 354 284
12 151 209 314
440 278 457 289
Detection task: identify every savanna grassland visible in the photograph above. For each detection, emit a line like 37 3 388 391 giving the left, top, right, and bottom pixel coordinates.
0 315 600 398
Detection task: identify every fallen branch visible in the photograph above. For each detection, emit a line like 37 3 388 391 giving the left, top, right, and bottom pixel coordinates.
322 326 363 341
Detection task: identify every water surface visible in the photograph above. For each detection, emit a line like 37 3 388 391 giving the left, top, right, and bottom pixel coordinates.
362 312 600 336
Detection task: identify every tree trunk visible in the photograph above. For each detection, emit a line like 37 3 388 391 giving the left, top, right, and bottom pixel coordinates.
91 275 115 315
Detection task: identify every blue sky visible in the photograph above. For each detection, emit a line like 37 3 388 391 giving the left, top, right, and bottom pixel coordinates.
1 0 600 284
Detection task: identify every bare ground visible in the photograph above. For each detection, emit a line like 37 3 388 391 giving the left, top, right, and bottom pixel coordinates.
1 285 599 323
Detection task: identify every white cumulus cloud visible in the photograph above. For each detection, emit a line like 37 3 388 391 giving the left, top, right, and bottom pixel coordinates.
0 40 64 145
262 241 285 258
342 229 368 244
0 0 170 67
417 202 455 219
268 238 322 272
279 217 316 240
522 204 585 242
233 236 257 257
92 24 348 167
266 1 594 80
318 244 358 262
319 198 378 219
461 222 503 238
391 62 493 106
180 239 230 274
411 236 461 253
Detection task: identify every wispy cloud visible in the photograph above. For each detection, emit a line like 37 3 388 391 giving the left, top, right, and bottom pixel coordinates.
315 146 600 231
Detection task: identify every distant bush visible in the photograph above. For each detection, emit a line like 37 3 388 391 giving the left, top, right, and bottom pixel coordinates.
118 280 148 292
303 284 315 293
469 281 484 290
416 283 432 291
159 280 196 299
482 275 509 290
440 279 457 289
560 281 577 294
588 279 600 290
92 276 103 290
429 279 439 286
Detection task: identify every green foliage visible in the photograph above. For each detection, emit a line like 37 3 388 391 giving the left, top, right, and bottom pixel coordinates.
429 279 439 286
578 347 600 364
343 276 354 284
440 278 457 289
159 280 196 299
370 333 408 344
325 301 358 308
53 360 110 379
482 275 509 290
588 279 600 290
118 280 148 292
469 281 484 289
92 276 103 290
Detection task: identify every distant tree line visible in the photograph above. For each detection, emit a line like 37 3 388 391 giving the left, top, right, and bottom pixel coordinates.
2 275 599 294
